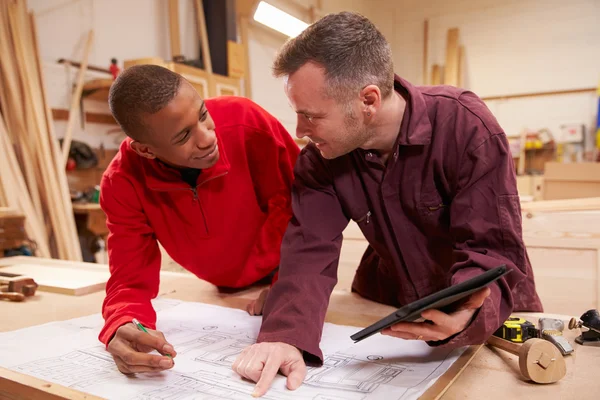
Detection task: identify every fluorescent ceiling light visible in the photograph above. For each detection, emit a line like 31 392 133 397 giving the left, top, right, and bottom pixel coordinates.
253 1 309 38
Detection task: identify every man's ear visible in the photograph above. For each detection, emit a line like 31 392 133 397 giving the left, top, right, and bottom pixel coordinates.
360 84 382 118
130 141 156 159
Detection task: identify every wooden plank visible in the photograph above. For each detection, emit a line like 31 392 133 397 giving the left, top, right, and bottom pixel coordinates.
517 130 527 175
0 182 7 207
168 0 182 59
31 12 83 262
0 124 20 210
0 207 20 216
82 78 113 91
81 78 112 102
61 30 94 168
32 14 59 160
171 62 210 77
51 108 117 125
544 161 600 182
0 3 53 257
0 263 109 296
9 2 72 259
194 0 213 74
443 28 459 86
308 0 322 23
72 203 103 213
227 40 245 79
423 19 428 85
521 197 600 213
523 210 600 240
457 45 464 87
597 249 600 318
239 15 252 97
543 163 600 200
57 58 111 75
0 367 105 400
431 64 441 85
123 57 166 69
235 0 259 17
544 181 600 200
9 2 67 258
0 114 51 257
0 1 45 221
7 2 82 261
481 87 596 102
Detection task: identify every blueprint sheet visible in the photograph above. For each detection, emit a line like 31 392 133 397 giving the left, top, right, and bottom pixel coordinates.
0 299 466 400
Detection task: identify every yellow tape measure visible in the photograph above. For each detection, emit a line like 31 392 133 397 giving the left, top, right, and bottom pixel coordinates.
494 317 538 343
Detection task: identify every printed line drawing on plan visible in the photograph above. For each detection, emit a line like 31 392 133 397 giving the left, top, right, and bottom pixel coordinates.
305 354 407 393
11 347 120 390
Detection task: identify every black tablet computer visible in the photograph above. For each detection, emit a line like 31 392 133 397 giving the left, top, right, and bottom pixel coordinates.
350 265 511 343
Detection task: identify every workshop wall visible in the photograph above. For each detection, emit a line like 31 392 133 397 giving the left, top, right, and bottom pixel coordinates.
28 0 373 148
370 0 600 144
29 0 598 149
29 0 201 149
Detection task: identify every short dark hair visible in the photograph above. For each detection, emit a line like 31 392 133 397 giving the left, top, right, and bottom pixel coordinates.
273 11 394 101
108 64 182 141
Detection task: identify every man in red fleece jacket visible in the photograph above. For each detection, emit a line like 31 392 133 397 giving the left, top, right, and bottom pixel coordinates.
98 64 299 374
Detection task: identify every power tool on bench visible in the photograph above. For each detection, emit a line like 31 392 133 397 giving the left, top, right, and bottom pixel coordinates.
569 309 600 347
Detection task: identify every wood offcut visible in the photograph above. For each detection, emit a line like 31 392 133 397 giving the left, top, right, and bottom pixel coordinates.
486 335 567 384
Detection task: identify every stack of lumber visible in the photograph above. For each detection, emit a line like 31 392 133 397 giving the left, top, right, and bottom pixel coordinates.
0 0 82 261
426 25 464 87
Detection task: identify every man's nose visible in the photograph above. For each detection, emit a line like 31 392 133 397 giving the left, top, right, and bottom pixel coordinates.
194 125 215 149
296 116 311 139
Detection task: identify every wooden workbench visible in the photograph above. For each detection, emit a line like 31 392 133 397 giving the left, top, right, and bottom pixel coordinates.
1 256 599 399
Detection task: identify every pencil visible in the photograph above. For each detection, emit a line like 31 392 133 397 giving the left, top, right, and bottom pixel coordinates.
132 318 172 358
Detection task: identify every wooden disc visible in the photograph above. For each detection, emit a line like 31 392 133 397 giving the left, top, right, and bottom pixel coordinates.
518 338 566 384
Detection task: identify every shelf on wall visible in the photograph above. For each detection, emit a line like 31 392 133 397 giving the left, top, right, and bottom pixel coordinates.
81 78 113 102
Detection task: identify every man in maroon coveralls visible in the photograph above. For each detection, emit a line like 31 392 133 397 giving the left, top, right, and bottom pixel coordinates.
233 12 543 397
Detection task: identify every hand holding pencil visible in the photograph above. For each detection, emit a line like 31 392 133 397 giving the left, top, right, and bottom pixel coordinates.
107 318 177 374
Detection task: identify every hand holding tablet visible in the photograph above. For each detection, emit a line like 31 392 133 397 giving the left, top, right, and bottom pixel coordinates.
350 265 511 342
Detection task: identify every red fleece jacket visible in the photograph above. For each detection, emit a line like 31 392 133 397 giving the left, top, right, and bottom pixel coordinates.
98 96 299 345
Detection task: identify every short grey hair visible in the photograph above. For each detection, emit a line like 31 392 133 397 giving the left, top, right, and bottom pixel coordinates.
272 11 394 102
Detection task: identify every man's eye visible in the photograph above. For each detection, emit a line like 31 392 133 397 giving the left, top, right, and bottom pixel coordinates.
178 130 191 144
305 114 314 123
200 110 208 122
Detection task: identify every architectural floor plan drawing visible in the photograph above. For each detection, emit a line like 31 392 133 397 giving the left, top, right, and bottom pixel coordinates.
304 354 406 393
0 299 466 400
